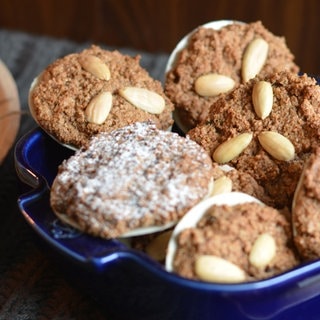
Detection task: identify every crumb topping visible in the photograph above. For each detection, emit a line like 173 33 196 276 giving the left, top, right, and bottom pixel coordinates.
173 202 299 281
50 122 214 238
31 45 174 148
165 21 299 131
188 72 320 208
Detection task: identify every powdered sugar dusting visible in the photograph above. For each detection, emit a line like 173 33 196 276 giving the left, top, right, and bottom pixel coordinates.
50 121 213 238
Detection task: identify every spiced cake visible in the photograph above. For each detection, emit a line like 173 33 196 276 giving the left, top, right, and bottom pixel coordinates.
165 21 299 132
292 147 320 260
29 45 174 148
188 71 320 209
172 201 299 282
50 121 214 239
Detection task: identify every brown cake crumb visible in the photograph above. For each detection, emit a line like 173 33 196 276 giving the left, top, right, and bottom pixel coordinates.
50 121 214 239
165 21 299 132
173 202 299 281
30 45 174 148
188 72 320 208
225 169 274 206
209 163 273 205
293 147 320 260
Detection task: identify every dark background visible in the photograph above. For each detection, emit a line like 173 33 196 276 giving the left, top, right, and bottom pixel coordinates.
0 1 320 318
0 0 319 75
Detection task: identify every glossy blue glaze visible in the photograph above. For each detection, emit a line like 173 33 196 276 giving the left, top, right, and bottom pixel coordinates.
15 127 320 320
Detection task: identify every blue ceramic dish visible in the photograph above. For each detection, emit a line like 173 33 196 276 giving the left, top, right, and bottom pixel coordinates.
15 127 320 320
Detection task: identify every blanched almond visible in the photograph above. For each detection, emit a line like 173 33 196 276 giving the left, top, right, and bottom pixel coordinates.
258 131 295 161
119 87 165 114
242 38 269 82
252 81 273 119
85 91 112 124
195 255 246 283
210 176 233 196
213 132 253 164
194 73 235 97
79 55 111 81
249 233 276 269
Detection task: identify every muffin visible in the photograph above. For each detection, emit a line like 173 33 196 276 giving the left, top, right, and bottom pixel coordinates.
50 121 214 239
29 45 174 148
188 72 320 209
292 146 320 260
169 198 299 282
165 20 299 132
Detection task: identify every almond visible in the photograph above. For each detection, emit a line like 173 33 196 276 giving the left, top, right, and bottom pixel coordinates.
194 73 235 97
79 55 111 81
85 91 112 124
210 176 233 196
212 132 253 164
242 38 269 82
249 233 276 269
119 87 165 114
252 81 273 119
258 131 295 161
195 255 246 283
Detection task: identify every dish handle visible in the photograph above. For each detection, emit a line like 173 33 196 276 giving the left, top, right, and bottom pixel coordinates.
14 128 130 265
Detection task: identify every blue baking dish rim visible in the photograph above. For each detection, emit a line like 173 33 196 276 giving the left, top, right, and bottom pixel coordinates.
14 125 320 295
